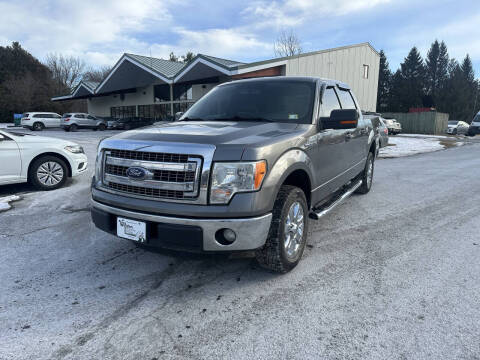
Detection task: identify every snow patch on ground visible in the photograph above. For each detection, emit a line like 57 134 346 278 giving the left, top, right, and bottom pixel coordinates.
379 136 463 158
0 195 21 212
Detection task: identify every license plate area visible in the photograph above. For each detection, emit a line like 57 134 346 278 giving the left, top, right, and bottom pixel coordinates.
117 217 146 243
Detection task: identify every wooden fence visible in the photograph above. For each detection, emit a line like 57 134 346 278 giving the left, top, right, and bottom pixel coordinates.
382 112 449 135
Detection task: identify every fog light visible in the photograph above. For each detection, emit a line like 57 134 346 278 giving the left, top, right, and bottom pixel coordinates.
215 228 237 245
223 229 236 242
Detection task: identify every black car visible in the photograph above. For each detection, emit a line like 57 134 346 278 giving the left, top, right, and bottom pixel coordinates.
111 117 155 130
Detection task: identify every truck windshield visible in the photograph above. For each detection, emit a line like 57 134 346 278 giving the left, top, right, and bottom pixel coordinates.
182 80 316 124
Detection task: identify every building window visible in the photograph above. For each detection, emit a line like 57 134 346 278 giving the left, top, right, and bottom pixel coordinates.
363 64 369 79
111 106 136 119
154 84 170 102
173 84 193 101
138 105 154 118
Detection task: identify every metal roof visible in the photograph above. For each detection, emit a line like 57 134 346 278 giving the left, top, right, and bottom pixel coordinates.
82 81 99 92
199 54 245 68
125 53 186 78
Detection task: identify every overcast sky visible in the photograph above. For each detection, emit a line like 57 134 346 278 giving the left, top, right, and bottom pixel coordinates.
1 0 479 75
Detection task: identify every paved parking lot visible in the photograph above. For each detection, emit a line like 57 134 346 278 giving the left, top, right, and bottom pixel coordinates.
1 128 479 359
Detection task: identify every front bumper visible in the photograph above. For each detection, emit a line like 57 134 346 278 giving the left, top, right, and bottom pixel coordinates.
70 153 88 176
91 200 272 252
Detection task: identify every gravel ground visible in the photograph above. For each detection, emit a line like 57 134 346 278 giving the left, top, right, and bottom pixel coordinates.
0 129 479 360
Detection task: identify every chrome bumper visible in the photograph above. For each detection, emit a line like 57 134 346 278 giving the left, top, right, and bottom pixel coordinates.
91 200 272 251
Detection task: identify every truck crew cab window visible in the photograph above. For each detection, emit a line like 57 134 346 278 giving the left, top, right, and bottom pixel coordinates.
336 89 357 109
319 87 341 118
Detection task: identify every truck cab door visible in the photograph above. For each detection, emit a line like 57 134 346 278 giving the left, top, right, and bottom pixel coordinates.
0 133 22 183
310 86 350 203
336 88 368 169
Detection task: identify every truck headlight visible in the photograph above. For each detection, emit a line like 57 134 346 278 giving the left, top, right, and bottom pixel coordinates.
210 161 267 204
64 145 84 154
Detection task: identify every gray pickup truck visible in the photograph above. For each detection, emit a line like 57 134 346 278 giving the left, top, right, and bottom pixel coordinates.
91 77 378 273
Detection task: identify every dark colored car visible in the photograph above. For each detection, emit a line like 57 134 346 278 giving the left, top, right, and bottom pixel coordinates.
111 117 155 130
91 77 379 273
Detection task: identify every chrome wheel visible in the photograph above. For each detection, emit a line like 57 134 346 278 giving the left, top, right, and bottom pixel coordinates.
366 157 374 189
284 201 305 259
36 161 64 186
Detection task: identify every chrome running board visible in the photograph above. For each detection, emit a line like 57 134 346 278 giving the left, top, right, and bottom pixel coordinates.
309 180 362 220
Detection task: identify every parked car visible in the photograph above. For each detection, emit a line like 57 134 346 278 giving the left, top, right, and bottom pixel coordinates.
446 120 470 135
111 117 155 130
0 129 87 190
383 118 402 135
468 112 480 136
364 114 389 148
91 77 379 273
61 113 107 132
21 112 62 131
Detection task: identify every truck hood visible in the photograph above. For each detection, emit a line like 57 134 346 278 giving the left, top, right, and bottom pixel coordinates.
110 121 304 147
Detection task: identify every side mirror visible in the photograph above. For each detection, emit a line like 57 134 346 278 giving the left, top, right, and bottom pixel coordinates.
323 109 359 129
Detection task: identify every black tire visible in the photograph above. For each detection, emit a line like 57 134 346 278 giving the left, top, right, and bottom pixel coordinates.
64 127 70 132
29 155 68 190
98 123 106 131
69 123 78 132
356 151 374 194
255 185 309 273
453 129 458 135
33 122 44 131
124 124 131 130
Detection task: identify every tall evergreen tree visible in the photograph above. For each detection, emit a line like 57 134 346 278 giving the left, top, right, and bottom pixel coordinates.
390 47 426 111
435 41 450 112
425 40 440 105
460 55 477 119
376 50 392 111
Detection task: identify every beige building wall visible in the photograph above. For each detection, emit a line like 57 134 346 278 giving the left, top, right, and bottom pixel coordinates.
88 84 155 116
284 44 380 112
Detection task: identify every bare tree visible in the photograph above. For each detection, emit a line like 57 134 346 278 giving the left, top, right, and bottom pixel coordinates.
45 53 85 92
83 66 112 83
274 29 302 57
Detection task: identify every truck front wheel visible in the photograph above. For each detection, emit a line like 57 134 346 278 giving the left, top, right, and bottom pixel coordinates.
255 185 309 273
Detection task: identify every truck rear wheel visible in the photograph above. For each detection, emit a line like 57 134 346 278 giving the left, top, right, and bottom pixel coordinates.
356 151 374 194
255 185 308 273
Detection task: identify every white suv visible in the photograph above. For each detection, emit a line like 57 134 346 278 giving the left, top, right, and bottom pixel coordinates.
21 112 62 131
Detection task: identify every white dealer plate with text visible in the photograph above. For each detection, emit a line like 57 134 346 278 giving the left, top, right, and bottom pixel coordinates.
117 217 146 242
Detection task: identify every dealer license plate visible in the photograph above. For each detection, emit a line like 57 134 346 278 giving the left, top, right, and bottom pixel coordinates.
117 217 146 243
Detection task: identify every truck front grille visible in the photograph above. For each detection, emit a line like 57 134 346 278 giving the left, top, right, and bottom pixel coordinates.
107 182 186 200
104 164 196 183
108 149 189 163
102 149 202 201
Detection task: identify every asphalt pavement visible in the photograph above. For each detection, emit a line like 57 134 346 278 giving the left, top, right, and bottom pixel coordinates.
0 129 479 360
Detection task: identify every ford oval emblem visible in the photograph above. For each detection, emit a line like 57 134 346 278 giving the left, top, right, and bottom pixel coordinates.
126 167 147 180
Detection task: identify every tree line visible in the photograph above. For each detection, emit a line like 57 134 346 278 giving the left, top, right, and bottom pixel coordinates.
377 40 479 121
0 42 111 122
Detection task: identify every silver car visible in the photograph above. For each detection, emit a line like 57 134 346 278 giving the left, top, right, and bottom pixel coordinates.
61 113 107 132
364 114 389 148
